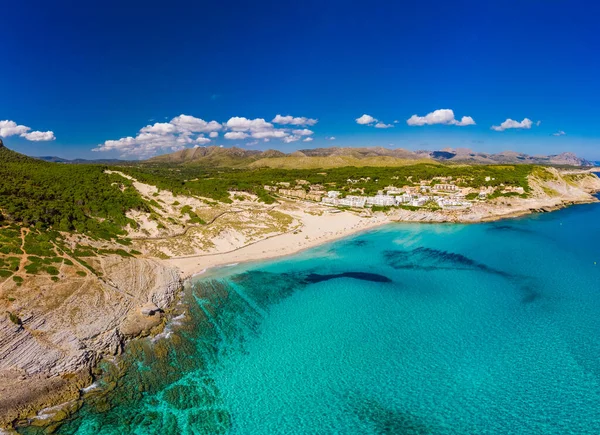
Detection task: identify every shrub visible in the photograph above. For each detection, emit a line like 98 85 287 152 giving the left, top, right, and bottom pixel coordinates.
46 266 60 276
7 311 22 326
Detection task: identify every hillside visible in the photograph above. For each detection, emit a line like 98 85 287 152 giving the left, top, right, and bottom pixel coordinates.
0 145 183 426
144 145 594 168
0 146 148 238
148 146 265 167
0 139 36 163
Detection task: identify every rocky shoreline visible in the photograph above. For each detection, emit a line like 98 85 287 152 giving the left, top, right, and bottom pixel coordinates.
2 169 599 432
0 257 182 430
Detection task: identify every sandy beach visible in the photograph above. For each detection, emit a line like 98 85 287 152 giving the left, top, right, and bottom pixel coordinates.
166 209 391 278
166 194 600 280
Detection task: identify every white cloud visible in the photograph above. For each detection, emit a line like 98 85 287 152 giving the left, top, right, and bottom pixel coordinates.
170 114 222 133
223 117 292 140
536 120 542 127
252 130 288 139
21 131 56 141
455 116 476 126
491 118 533 132
292 128 314 136
282 135 301 143
327 136 336 140
406 109 475 127
95 113 320 157
553 130 566 136
272 114 318 126
0 120 29 137
225 116 273 132
357 115 395 129
0 120 56 141
140 122 176 135
195 137 211 144
93 114 223 157
356 114 377 125
393 120 399 124
224 131 250 140
303 137 314 142
97 136 136 152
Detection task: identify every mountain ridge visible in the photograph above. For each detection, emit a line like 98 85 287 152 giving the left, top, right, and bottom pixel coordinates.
146 145 594 168
37 156 126 164
1 139 593 168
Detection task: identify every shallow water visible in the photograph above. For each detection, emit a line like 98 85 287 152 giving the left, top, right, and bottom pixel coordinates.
27 199 600 434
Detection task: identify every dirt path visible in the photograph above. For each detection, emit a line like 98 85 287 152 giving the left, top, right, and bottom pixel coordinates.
51 241 135 299
17 227 29 273
134 205 278 242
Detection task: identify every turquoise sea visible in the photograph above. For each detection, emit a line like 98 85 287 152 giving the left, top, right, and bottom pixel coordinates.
26 198 600 434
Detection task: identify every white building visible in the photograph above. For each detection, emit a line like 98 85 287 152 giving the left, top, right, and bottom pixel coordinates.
409 197 428 207
396 194 413 204
321 197 339 206
338 195 366 208
366 194 396 207
327 191 341 198
436 197 472 209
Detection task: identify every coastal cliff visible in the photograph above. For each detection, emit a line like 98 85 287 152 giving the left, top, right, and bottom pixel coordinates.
0 257 181 427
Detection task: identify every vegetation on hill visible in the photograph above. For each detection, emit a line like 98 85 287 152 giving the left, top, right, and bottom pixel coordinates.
0 142 36 163
115 165 278 203
0 147 149 240
115 162 533 201
143 145 593 168
0 142 534 242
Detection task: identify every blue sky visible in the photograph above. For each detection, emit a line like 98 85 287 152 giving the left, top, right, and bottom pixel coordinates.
3 0 600 160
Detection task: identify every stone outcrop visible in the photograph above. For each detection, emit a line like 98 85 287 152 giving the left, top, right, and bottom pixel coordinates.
0 256 181 427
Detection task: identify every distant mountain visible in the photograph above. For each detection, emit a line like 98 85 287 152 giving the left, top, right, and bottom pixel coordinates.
37 156 126 164
149 146 273 167
145 145 594 168
296 146 420 159
416 149 593 166
4 138 591 168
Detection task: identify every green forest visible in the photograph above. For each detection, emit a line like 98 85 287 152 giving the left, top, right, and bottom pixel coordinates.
117 162 533 201
0 146 148 240
1 144 533 242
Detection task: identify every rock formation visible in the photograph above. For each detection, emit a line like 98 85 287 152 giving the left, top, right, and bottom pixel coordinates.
0 256 181 427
